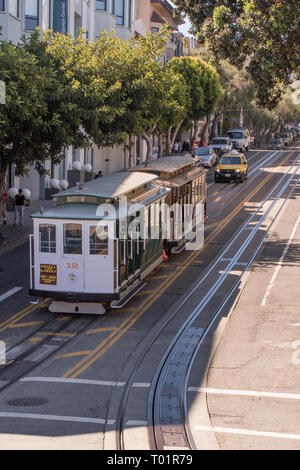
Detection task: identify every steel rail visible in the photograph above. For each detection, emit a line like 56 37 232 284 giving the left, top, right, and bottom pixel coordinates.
150 164 299 450
113 152 299 450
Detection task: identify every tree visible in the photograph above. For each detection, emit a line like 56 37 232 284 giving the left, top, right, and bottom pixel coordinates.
174 0 300 108
46 28 170 163
165 56 221 145
0 36 90 238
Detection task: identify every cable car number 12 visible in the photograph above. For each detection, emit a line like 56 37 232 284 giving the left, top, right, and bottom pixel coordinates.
67 263 79 270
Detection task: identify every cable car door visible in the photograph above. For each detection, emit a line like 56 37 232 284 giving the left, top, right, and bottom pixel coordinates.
60 222 85 292
85 223 114 294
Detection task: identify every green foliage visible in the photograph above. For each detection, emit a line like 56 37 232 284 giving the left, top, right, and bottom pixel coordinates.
0 32 90 177
167 57 221 121
174 0 300 108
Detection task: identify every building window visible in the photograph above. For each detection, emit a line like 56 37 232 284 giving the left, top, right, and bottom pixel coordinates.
115 0 124 26
63 224 82 255
96 0 106 10
53 0 68 34
39 225 56 253
25 0 39 30
127 0 131 28
110 0 115 14
10 0 19 17
151 27 159 34
0 0 4 12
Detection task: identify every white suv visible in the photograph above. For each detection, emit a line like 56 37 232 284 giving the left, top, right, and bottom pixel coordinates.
226 128 251 152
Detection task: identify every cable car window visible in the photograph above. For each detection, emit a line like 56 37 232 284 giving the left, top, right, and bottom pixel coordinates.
90 225 108 255
39 224 56 253
63 224 82 254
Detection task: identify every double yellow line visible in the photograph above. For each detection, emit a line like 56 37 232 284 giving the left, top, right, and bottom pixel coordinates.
62 150 294 379
0 300 48 334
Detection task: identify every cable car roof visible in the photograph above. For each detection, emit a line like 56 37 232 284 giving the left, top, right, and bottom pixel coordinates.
130 156 196 174
52 171 158 200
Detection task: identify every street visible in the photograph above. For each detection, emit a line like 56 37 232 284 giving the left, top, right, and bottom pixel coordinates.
0 145 299 450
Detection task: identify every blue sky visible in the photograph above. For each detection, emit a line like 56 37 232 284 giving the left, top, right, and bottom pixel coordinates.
169 1 193 37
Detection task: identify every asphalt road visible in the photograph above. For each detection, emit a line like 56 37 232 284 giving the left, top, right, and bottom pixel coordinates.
0 145 299 450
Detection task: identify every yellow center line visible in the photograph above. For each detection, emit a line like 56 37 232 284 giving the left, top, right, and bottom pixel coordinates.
62 152 294 379
0 300 49 333
148 275 168 280
56 350 92 359
8 321 43 328
28 337 43 344
62 307 139 378
86 327 118 334
38 331 75 337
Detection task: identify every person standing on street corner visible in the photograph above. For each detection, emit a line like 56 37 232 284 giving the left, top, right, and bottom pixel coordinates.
1 187 8 225
13 189 26 226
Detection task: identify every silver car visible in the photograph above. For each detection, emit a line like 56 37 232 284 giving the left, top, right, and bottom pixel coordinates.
192 147 217 167
209 137 233 156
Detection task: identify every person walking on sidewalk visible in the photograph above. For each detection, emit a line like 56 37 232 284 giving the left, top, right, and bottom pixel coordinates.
1 187 8 225
13 189 26 226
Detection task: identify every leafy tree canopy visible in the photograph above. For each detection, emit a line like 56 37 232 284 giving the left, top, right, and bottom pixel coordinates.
174 0 300 108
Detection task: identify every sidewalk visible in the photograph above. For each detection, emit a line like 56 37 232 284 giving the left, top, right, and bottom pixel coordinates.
0 199 55 254
200 188 300 449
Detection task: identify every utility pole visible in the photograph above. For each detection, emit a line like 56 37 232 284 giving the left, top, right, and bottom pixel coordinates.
239 105 244 127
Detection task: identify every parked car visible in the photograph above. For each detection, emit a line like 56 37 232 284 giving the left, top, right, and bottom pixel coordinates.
209 137 233 156
215 151 248 183
226 128 251 152
192 147 217 167
268 138 285 150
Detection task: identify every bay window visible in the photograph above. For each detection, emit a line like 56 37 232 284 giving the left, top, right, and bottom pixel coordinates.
25 0 38 30
115 0 124 26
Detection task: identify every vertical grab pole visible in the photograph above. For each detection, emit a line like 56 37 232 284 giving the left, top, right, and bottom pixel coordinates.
29 234 33 289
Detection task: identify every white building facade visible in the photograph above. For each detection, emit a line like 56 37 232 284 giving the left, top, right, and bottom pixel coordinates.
0 0 137 199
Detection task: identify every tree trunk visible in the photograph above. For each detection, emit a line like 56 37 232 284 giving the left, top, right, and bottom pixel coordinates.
128 134 135 169
0 165 7 242
210 114 220 141
201 115 211 143
166 127 172 154
158 135 164 158
192 120 202 142
143 134 153 163
171 120 184 150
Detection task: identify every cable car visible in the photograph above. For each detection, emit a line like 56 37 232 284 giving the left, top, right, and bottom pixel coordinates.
29 157 207 315
129 156 207 255
29 172 170 314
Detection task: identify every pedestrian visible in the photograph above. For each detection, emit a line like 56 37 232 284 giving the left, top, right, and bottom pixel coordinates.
13 189 26 227
173 142 179 153
94 170 103 179
178 141 182 152
1 187 8 225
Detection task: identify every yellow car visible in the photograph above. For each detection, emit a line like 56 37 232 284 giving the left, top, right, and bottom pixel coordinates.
214 152 248 183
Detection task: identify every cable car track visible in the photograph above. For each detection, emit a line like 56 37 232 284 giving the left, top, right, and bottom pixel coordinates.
0 148 297 441
0 151 290 389
0 312 102 393
206 149 284 214
113 159 299 450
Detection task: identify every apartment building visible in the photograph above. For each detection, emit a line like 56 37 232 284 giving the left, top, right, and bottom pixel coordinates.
0 0 137 199
135 0 184 63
